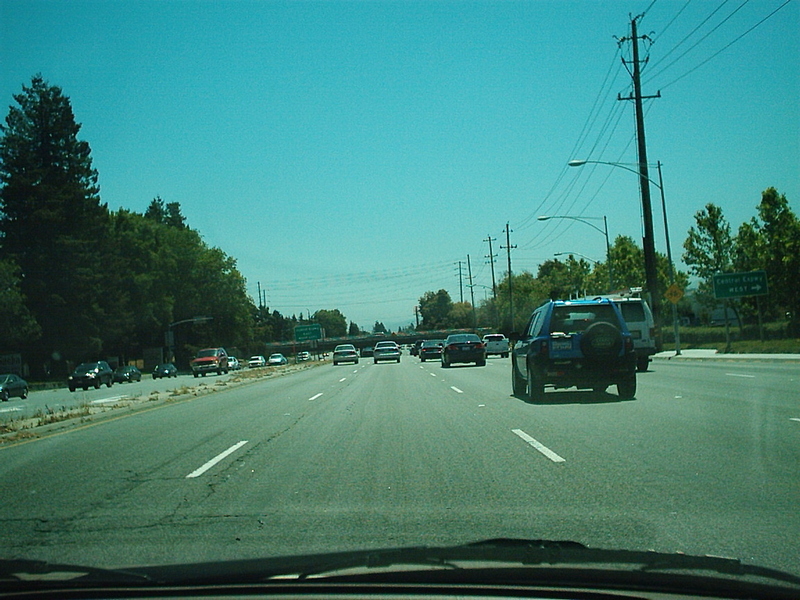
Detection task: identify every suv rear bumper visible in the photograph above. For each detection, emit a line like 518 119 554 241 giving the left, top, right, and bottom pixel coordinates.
533 355 636 388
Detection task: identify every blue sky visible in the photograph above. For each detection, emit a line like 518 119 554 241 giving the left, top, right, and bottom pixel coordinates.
2 0 798 331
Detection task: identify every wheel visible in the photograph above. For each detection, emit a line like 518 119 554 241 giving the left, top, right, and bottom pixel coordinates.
94 379 101 389
476 360 486 366
580 322 623 359
396 358 400 363
420 357 425 362
201 372 206 377
83 385 89 391
1 390 8 402
441 358 450 368
637 356 649 372
617 376 637 399
193 373 198 378
21 387 28 399
374 359 378 364
512 362 526 395
502 353 509 358
106 378 113 388
69 386 76 393
333 361 338 366
526 365 545 402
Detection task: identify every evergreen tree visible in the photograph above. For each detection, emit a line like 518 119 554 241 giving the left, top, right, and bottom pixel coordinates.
0 75 113 373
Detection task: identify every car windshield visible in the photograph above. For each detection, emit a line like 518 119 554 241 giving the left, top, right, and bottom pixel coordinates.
1 0 798 592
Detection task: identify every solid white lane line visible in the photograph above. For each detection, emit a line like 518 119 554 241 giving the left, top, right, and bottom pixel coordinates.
726 373 755 378
512 429 566 463
450 386 464 394
309 393 323 401
0 406 22 413
186 440 248 478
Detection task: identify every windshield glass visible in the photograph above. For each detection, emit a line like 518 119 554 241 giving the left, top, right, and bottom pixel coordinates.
1 0 798 590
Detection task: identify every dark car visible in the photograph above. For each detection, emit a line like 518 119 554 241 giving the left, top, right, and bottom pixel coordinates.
68 361 114 392
441 334 486 367
152 363 179 379
419 339 444 362
113 365 142 383
511 299 637 401
359 346 373 357
0 373 28 401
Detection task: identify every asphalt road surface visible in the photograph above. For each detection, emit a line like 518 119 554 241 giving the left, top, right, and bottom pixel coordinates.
1 356 798 577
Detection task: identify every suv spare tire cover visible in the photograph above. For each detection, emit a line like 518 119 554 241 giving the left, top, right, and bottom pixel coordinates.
580 321 623 358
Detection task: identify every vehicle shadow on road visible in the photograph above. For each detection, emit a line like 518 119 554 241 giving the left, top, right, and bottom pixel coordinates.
511 390 637 405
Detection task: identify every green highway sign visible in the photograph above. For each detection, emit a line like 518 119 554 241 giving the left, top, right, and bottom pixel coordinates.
294 323 323 342
713 270 768 300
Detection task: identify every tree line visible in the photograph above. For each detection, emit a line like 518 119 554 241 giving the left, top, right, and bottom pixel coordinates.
417 192 798 337
0 76 363 378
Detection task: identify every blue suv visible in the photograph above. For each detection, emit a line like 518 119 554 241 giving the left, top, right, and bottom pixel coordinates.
511 299 637 401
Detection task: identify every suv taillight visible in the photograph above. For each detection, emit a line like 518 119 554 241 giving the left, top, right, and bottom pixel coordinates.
624 336 634 353
537 340 549 357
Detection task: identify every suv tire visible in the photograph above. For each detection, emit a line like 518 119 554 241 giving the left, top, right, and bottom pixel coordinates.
637 356 649 372
617 376 637 399
527 365 545 402
580 322 623 359
512 363 526 396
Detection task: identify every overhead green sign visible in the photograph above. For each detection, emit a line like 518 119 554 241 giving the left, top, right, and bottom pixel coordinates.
294 323 323 342
713 270 768 300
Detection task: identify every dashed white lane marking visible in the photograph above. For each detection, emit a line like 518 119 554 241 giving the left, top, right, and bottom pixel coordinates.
430 373 437 377
339 378 347 382
309 393 323 401
186 440 248 478
726 373 755 378
512 429 566 463
0 406 22 413
450 386 464 394
790 418 800 423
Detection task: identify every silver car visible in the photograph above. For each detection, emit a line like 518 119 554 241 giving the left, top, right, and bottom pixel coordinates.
373 341 401 364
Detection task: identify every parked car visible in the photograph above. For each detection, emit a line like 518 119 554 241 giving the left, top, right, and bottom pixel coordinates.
511 298 637 401
68 361 114 391
297 351 311 361
190 348 229 377
227 356 241 370
333 344 359 365
418 339 444 362
152 363 178 379
441 334 486 367
482 333 510 358
0 373 28 401
248 355 266 368
112 365 142 383
373 341 401 363
268 353 288 366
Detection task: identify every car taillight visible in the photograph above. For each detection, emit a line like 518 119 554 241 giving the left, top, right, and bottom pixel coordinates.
476 342 485 349
625 337 634 353
537 340 549 357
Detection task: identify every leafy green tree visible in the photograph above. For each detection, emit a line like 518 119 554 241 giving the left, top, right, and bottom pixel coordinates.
418 289 454 330
0 258 41 349
0 75 117 372
735 188 800 333
314 309 347 338
683 203 734 313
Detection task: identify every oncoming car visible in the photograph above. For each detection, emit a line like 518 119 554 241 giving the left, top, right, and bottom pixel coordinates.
268 353 288 366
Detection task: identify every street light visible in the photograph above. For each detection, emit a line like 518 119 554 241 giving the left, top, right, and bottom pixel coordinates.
569 158 681 355
167 316 213 363
554 251 598 264
538 214 613 291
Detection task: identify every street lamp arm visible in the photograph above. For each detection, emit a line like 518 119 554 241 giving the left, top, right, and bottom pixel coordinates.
569 159 662 189
537 214 606 236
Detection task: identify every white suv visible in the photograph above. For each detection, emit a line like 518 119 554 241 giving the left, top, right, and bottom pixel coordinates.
610 298 657 372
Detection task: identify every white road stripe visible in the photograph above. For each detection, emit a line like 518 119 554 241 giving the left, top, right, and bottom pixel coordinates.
450 386 464 394
430 373 437 377
186 440 248 478
790 418 800 423
89 395 129 404
309 393 323 401
726 373 755 378
0 406 22 413
339 377 347 382
512 429 566 463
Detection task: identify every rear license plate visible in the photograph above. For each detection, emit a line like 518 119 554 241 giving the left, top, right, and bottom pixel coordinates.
461 345 473 351
551 340 572 351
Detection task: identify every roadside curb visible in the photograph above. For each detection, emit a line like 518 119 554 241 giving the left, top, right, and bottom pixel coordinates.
653 350 800 362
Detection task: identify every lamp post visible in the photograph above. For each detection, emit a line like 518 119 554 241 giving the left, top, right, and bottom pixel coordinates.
167 316 213 363
569 159 681 355
538 214 613 292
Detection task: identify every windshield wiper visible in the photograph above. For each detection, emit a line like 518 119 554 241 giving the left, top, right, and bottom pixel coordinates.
0 558 151 585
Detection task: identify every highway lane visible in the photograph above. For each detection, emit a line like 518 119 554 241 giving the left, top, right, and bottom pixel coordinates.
0 356 797 577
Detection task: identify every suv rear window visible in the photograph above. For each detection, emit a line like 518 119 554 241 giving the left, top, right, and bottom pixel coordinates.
550 305 618 333
617 302 646 321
